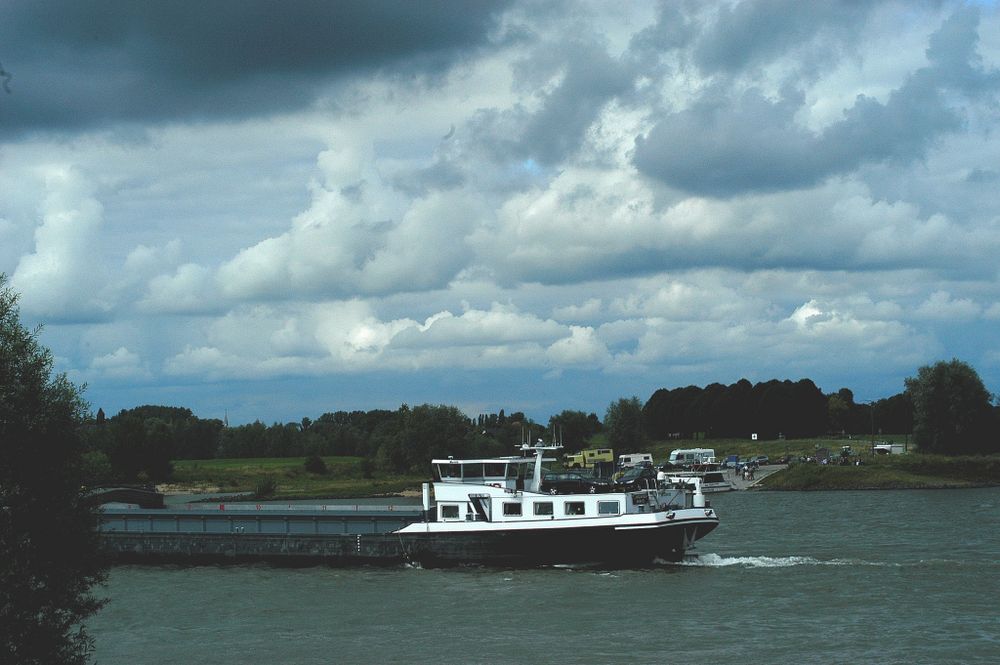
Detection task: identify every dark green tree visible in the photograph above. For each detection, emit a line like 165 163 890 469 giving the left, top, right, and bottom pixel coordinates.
873 393 913 435
827 392 851 434
548 410 602 452
142 418 175 483
604 396 648 454
905 359 995 454
1 277 107 664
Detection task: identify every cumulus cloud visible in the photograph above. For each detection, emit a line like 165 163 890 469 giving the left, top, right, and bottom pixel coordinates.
214 139 488 301
634 5 1000 197
141 263 220 314
545 326 611 366
552 298 602 322
615 295 931 382
912 290 982 321
159 298 608 381
11 167 112 321
89 346 151 381
394 303 564 349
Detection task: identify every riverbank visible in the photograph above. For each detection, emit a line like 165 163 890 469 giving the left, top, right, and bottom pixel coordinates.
756 454 1000 490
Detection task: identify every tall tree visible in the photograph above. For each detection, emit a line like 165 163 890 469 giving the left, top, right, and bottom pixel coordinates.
1 277 107 664
905 359 995 455
605 397 648 454
548 410 602 452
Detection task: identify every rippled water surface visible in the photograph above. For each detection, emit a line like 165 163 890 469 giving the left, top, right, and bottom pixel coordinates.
90 488 1000 664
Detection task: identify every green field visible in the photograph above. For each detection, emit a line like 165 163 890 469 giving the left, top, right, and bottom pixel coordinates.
169 456 427 499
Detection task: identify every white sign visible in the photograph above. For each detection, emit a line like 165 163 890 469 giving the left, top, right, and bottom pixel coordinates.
752 433 758 441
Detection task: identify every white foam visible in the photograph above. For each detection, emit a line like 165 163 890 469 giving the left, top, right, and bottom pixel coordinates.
678 553 842 568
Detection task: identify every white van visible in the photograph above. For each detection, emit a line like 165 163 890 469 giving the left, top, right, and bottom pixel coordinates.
618 453 653 468
667 448 717 466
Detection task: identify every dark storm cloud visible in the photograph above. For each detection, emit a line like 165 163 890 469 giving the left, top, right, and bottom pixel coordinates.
634 6 1000 198
690 0 875 75
469 40 633 169
0 0 510 137
517 41 633 165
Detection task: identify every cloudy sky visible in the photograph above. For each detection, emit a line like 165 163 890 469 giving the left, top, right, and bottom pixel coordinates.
2 0 999 426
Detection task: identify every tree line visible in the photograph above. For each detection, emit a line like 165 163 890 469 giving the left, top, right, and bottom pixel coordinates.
79 360 999 485
80 404 556 483
641 379 913 441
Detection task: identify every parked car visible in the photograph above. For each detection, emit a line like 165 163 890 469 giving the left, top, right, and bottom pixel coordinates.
541 472 611 495
613 465 659 492
750 455 770 466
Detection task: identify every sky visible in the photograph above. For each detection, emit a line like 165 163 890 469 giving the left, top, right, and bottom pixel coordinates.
2 0 999 426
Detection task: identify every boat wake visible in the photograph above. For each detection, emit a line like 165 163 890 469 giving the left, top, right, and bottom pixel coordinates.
673 553 857 568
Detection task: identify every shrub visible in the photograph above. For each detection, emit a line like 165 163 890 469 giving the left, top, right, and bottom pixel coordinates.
304 454 328 475
253 476 277 499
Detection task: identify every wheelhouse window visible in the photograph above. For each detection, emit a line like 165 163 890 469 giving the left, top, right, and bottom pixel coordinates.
564 502 585 516
440 504 460 520
484 463 506 478
462 463 484 481
598 501 620 515
438 464 460 480
533 502 553 516
502 503 522 517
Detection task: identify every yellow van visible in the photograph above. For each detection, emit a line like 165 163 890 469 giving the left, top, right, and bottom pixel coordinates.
564 448 614 469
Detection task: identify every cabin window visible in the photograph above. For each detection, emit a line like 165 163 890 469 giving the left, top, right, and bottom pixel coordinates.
438 464 460 479
564 502 585 516
440 505 460 520
598 501 620 515
484 463 506 478
462 463 484 481
502 503 522 517
534 502 553 516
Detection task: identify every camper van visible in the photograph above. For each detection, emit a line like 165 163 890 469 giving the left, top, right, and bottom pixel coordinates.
667 448 717 467
618 453 653 468
563 448 614 469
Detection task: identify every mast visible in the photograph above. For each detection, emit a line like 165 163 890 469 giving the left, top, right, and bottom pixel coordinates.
519 440 562 493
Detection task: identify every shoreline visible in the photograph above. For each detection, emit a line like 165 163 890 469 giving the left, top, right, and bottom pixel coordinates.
751 460 1000 491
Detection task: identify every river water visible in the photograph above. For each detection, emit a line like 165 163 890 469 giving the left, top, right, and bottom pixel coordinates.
89 488 1000 664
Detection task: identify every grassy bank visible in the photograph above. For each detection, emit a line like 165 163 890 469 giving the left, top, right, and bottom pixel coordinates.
758 454 1000 490
168 456 427 499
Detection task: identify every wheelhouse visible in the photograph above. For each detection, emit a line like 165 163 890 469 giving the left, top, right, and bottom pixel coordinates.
434 456 535 491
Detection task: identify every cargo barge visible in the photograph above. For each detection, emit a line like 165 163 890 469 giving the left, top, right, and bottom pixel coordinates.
99 443 720 567
99 503 426 565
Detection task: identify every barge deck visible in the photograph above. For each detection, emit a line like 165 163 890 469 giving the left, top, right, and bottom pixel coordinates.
99 503 425 565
